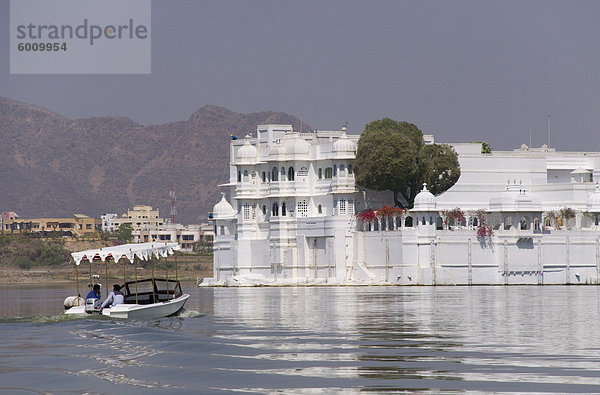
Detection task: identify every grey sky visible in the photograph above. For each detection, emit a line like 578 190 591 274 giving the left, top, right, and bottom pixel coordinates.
1 0 599 150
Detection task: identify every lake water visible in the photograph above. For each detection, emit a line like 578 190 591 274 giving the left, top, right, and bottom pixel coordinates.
1 285 600 393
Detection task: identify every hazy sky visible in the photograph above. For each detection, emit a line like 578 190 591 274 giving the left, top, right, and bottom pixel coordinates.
1 0 599 150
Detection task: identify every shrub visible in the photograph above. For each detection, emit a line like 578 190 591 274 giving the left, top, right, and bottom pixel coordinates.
443 208 465 226
39 241 69 265
475 209 494 237
15 257 32 270
376 205 406 217
356 209 376 222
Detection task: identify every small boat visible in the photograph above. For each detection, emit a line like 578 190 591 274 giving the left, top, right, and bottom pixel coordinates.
64 242 189 319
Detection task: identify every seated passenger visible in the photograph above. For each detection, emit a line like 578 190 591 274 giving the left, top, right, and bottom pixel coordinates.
86 284 101 301
100 284 125 309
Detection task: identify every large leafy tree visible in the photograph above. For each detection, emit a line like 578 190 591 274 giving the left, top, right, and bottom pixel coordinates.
354 118 460 207
418 143 461 196
114 223 133 243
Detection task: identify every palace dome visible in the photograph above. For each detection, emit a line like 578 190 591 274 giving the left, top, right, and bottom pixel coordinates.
413 183 436 211
282 132 310 157
587 184 600 212
489 183 542 212
268 141 287 158
212 194 236 220
236 138 257 164
333 128 357 153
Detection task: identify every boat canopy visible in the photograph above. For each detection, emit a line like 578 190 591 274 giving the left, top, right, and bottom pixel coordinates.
71 242 181 266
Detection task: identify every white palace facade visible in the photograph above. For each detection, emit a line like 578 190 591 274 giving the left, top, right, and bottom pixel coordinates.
201 124 600 286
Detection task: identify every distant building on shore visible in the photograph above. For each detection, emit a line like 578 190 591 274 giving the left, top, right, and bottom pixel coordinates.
100 213 117 232
112 204 214 252
112 205 164 232
1 211 18 233
2 214 101 237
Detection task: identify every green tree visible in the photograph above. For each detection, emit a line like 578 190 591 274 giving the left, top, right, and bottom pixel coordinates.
418 143 461 196
193 237 213 255
115 223 133 243
354 129 418 206
354 118 460 207
39 240 69 265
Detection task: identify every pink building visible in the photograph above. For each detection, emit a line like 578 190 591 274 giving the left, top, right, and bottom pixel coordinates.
1 212 18 231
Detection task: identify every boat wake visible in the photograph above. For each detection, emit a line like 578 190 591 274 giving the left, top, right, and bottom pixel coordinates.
177 309 204 318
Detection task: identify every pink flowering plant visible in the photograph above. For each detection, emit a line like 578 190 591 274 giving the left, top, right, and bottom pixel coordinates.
442 208 465 227
475 209 494 238
356 209 377 222
376 205 406 217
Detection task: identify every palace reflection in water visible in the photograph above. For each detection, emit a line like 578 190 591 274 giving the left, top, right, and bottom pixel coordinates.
1 285 600 393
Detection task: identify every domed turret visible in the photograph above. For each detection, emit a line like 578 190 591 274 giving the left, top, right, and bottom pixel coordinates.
281 132 310 158
212 193 236 220
236 138 257 164
333 129 357 153
268 141 287 158
587 184 600 212
489 183 542 212
413 183 436 211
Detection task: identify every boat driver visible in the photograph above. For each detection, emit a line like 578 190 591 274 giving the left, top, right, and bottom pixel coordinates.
100 284 125 309
86 284 101 301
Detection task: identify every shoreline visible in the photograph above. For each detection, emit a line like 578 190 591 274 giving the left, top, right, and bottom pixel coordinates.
0 261 211 286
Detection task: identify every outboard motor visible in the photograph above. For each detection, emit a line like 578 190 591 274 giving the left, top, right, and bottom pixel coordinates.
85 298 101 313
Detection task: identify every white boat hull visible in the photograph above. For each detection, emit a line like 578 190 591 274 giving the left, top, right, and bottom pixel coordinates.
65 294 189 319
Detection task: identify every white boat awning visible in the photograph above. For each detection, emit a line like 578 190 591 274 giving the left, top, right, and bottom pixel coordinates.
71 242 181 266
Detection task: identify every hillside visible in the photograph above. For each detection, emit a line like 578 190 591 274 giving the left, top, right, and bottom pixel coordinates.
0 97 311 223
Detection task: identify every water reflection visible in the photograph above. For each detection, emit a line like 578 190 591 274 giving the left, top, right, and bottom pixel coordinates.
2 285 600 392
209 286 600 392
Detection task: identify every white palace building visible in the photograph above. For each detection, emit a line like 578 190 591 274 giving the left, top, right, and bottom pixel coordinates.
200 124 600 286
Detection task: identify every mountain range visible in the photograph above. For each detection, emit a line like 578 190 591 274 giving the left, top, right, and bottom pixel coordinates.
0 96 311 224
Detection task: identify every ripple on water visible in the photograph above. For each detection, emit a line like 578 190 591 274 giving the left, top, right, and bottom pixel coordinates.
2 286 600 393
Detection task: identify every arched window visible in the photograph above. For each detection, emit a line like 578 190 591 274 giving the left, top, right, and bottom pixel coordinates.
318 204 322 214
272 203 279 216
272 167 278 181
405 216 413 227
504 216 513 230
280 167 285 179
288 167 295 181
333 165 337 177
237 171 241 182
348 164 353 174
520 217 528 230
340 164 345 176
281 202 287 216
261 171 266 182
325 168 333 178
318 168 323 179
262 205 266 215
220 225 225 235
243 170 249 182
533 217 540 230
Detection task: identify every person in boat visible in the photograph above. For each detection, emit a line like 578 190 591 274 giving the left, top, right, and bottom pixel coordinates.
100 284 125 309
86 284 101 301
